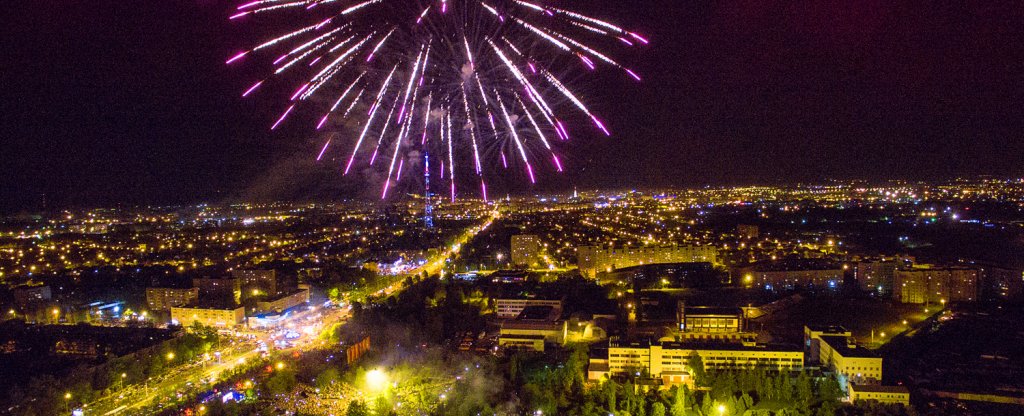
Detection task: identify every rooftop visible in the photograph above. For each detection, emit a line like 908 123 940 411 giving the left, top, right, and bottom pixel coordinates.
805 324 850 334
517 305 561 321
610 338 801 353
819 335 878 358
501 334 547 340
849 384 910 394
683 306 743 317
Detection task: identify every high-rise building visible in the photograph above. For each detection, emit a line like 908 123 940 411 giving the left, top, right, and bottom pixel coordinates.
854 256 913 296
577 245 718 278
510 234 542 267
192 277 241 305
893 266 978 304
744 259 843 290
232 269 277 298
171 305 246 328
855 261 898 295
146 287 199 311
423 151 434 229
978 265 1024 301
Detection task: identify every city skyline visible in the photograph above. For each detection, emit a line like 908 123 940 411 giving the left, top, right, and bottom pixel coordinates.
2 2 1024 413
2 179 1023 414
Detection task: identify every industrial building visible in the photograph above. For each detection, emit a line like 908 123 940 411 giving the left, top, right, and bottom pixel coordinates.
495 298 562 319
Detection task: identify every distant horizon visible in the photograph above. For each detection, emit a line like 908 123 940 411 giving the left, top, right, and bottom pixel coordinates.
4 175 1022 215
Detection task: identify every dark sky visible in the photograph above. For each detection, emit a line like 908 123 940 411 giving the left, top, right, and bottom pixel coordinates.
2 1 1024 212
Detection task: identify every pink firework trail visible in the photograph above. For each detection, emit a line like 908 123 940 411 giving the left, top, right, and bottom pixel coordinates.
241 80 264 97
226 0 646 198
270 105 294 130
316 138 331 161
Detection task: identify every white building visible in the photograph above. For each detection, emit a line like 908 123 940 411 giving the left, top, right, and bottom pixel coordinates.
171 305 246 328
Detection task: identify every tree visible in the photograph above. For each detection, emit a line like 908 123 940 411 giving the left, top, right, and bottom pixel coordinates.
699 394 712 416
651 402 667 416
565 344 589 389
670 385 688 416
777 375 793 402
605 379 618 413
738 392 754 414
315 367 340 390
346 400 369 416
263 369 297 396
815 399 837 416
623 381 638 415
795 373 813 405
687 352 706 385
818 376 842 402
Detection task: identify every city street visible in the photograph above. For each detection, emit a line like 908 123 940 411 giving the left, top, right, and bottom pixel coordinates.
81 214 493 415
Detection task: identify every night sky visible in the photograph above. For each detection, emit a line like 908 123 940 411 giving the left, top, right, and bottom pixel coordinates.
2 1 1023 212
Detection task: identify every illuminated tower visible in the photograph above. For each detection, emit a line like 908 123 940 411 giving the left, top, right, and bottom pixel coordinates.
423 151 434 228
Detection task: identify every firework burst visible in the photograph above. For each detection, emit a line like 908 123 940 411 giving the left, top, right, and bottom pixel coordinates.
227 0 646 200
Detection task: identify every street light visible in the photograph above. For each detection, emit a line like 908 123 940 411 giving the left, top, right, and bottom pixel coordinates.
64 392 72 413
166 352 175 361
275 362 285 370
120 373 127 390
366 369 388 392
718 404 726 415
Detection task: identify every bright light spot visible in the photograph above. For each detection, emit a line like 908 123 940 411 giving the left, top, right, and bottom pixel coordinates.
366 369 388 392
